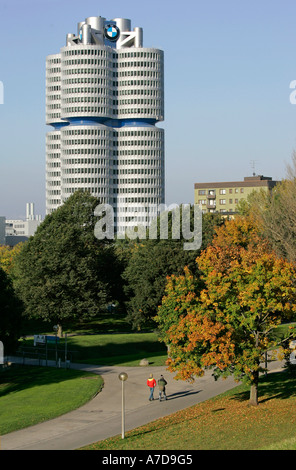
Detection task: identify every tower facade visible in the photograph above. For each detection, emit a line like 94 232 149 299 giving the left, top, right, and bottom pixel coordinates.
46 15 165 233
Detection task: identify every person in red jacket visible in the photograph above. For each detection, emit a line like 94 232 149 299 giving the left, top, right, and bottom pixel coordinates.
147 373 157 401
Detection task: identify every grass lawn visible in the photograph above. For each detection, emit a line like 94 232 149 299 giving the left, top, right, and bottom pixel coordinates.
81 370 296 450
19 332 168 367
0 364 103 435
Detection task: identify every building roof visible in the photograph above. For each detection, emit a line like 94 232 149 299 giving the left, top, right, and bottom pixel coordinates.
194 175 278 189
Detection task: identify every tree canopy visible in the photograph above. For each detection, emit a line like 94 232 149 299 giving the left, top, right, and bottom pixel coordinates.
238 153 296 265
13 191 121 327
156 217 296 406
122 210 224 329
0 267 23 354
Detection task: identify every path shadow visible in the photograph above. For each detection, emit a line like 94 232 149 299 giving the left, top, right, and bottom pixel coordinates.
166 389 202 400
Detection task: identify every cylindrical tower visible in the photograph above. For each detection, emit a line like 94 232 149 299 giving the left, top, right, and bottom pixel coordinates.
116 125 164 234
45 14 165 236
60 123 114 205
46 53 62 126
117 48 164 122
46 130 62 213
60 45 114 121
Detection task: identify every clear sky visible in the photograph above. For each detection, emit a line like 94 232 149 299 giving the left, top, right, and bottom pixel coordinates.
1 0 296 218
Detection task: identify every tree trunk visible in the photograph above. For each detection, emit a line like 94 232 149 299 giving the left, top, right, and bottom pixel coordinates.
57 324 63 338
249 370 259 406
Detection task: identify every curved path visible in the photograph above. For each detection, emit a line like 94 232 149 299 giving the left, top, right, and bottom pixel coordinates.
0 358 284 450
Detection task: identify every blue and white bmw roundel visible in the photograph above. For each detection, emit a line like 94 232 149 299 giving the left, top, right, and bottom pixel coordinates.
104 25 120 42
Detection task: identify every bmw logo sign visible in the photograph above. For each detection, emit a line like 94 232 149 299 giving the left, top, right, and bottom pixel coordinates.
104 24 120 42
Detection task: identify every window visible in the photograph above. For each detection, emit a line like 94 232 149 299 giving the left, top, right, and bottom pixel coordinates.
198 190 206 195
240 188 244 193
219 189 226 194
219 199 226 205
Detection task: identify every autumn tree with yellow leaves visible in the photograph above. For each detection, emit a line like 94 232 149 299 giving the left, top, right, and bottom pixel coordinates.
156 217 296 406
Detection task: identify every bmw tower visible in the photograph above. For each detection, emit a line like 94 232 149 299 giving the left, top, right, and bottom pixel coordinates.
46 15 165 234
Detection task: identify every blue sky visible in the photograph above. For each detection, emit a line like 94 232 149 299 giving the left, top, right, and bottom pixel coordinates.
1 0 296 218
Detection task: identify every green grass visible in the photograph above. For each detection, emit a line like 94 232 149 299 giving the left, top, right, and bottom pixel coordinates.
18 331 168 367
82 370 296 450
0 364 103 435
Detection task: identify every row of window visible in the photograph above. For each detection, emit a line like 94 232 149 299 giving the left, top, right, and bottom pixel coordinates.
63 128 109 136
119 70 161 78
63 96 110 104
63 68 109 76
118 61 161 69
47 150 163 161
47 67 61 74
118 51 162 59
59 78 161 89
114 179 163 185
52 139 109 146
61 97 162 107
63 148 110 155
63 168 107 174
115 158 163 166
116 139 162 147
63 49 110 57
63 158 108 165
61 106 162 115
118 79 161 88
118 150 163 156
61 178 162 191
62 59 161 69
47 57 61 64
48 129 163 138
47 190 61 195
198 198 242 205
60 158 162 166
117 169 162 175
198 188 245 195
62 49 161 58
63 178 108 185
119 187 162 194
63 59 109 66
63 77 108 85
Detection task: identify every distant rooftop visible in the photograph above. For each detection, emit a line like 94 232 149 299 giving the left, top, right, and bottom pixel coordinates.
194 175 278 189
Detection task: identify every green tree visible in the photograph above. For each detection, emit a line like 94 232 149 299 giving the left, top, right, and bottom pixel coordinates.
13 191 120 329
122 210 224 329
0 267 23 354
156 217 296 406
0 243 24 277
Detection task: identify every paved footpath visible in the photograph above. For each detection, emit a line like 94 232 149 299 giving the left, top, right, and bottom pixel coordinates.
0 358 284 450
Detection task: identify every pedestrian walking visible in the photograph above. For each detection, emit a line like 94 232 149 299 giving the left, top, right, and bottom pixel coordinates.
158 374 167 401
147 373 156 401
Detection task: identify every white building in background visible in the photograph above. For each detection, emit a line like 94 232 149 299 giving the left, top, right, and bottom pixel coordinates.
46 14 165 234
5 203 42 243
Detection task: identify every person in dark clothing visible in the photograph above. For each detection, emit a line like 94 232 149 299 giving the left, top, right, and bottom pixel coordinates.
158 374 167 401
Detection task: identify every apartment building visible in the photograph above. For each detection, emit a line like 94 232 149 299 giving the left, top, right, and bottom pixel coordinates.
194 175 278 215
